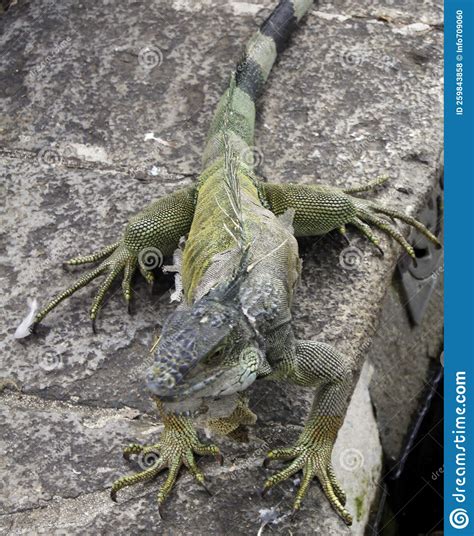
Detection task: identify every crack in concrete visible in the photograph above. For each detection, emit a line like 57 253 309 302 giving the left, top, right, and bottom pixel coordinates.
0 146 198 184
0 389 149 423
311 9 443 30
0 489 91 518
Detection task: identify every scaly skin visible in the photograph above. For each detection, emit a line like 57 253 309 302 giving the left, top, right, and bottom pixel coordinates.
110 399 221 513
28 0 441 526
32 186 196 328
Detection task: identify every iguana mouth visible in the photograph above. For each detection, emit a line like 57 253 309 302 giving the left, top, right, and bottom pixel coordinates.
146 367 225 401
145 353 261 403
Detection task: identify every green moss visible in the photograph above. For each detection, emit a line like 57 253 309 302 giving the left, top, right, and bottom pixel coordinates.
355 495 364 522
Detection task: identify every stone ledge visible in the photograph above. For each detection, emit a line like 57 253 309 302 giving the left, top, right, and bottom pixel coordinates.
0 363 380 535
1 0 442 533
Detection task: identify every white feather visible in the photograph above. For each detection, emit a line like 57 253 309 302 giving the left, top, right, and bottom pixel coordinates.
14 298 38 339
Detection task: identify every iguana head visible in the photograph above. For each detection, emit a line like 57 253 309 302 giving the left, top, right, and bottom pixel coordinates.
145 280 269 406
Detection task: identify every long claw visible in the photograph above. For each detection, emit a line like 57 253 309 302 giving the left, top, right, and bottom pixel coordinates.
110 462 164 502
343 175 390 194
89 265 123 322
317 469 353 525
292 468 313 511
263 458 303 491
122 258 137 308
34 264 107 325
194 443 222 461
111 415 220 512
360 211 416 258
199 480 213 497
157 504 164 520
327 464 346 506
262 441 352 525
138 259 155 288
184 451 209 492
350 217 384 256
344 178 441 261
370 203 441 247
337 225 351 245
32 237 149 329
65 242 120 266
265 447 302 462
156 463 180 505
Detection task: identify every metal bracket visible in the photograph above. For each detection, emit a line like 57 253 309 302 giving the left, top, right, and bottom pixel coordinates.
397 156 444 325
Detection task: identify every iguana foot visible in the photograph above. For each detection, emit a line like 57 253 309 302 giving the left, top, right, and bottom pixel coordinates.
262 440 352 526
263 177 441 259
343 176 441 259
206 394 257 439
28 186 196 331
32 241 150 331
110 415 222 512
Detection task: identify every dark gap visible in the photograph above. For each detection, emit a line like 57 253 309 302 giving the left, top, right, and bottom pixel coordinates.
370 362 443 536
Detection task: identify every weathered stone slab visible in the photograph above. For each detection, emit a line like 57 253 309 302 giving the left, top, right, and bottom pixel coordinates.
1 0 442 182
368 275 444 463
2 156 190 412
0 363 380 535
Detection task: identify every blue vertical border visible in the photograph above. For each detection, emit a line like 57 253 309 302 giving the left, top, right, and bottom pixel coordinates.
445 1 474 534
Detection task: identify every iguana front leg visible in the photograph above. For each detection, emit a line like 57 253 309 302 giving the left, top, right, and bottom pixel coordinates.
111 400 222 513
263 341 353 525
32 186 196 330
262 179 441 257
207 394 257 442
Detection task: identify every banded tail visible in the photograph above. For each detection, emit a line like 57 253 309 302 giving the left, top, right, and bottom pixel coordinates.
202 0 314 169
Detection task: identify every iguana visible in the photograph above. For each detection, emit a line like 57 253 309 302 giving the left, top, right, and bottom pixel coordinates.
24 0 440 526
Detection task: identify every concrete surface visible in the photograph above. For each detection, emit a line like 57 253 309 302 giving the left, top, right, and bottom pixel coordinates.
1 0 442 534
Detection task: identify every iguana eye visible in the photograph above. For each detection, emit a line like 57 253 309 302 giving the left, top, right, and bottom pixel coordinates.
203 345 224 365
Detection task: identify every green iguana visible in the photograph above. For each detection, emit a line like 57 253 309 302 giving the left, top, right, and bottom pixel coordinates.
24 0 440 525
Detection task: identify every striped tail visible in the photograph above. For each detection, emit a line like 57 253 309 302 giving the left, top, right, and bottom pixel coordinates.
202 0 314 170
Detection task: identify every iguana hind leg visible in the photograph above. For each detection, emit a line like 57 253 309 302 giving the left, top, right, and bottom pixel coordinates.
263 340 353 525
262 179 440 258
33 186 196 330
